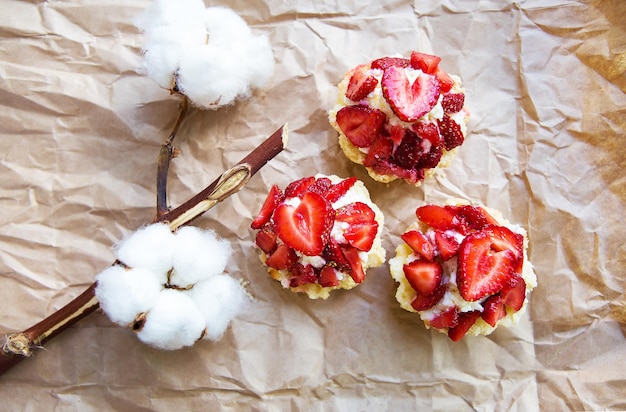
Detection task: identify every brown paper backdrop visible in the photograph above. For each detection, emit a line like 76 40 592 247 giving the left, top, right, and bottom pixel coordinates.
1 0 625 410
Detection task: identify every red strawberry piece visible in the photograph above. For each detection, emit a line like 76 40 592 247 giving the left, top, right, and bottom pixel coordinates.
336 105 387 148
341 245 365 283
434 67 454 93
481 294 506 327
265 243 297 270
255 227 277 254
401 230 435 261
371 57 410 70
325 177 357 203
411 282 446 311
441 93 465 113
416 204 459 231
429 307 459 329
273 191 334 256
393 128 422 169
438 115 464 151
457 226 524 301
500 276 526 311
434 230 460 261
322 239 350 272
319 266 340 287
455 205 498 232
386 123 406 145
306 177 333 196
403 260 443 296
336 202 379 251
284 176 316 198
382 66 441 122
346 66 379 101
251 185 284 229
363 135 394 168
412 121 443 169
448 310 481 341
410 51 441 74
289 263 318 287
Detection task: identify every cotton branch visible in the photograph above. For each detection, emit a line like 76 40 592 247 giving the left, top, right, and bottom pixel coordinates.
0 124 287 376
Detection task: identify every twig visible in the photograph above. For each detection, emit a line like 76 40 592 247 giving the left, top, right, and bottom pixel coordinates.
0 124 288 377
156 96 189 219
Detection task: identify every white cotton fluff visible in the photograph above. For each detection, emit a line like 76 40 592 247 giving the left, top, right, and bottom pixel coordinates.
115 223 175 280
168 226 232 289
187 274 249 341
136 1 275 109
136 289 206 350
95 266 163 327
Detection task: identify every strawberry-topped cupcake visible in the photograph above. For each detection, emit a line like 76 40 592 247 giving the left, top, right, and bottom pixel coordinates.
389 202 537 341
251 174 385 299
329 51 469 185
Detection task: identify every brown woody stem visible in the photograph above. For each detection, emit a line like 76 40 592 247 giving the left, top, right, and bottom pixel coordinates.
156 96 189 219
0 124 288 377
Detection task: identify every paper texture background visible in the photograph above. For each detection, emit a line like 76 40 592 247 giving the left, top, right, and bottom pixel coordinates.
1 0 625 410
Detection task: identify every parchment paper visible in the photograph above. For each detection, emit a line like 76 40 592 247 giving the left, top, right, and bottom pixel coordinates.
1 0 625 410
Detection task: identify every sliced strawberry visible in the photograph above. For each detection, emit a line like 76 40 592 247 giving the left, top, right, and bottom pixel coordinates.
438 115 464 151
416 204 458 231
289 263 317 287
429 307 459 329
457 226 524 301
323 239 350 272
410 51 441 74
342 245 365 283
393 128 422 169
336 105 387 148
371 57 410 70
413 122 443 169
325 177 357 203
401 230 435 261
411 282 446 311
448 310 481 341
363 135 394 168
500 276 526 311
434 67 454 93
273 191 334 256
284 176 316 198
382 66 441 122
403 260 443 296
441 93 465 113
251 185 284 229
481 294 506 327
265 243 297 270
387 123 406 145
455 205 498 232
306 177 332 196
319 266 340 287
255 227 277 254
336 202 379 251
346 66 379 101
434 230 460 261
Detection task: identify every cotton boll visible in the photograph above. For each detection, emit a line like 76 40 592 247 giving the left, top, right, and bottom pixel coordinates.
135 0 206 31
188 275 249 341
245 34 275 90
203 7 252 48
115 223 175 279
95 266 163 327
136 289 206 350
176 45 250 109
169 226 232 288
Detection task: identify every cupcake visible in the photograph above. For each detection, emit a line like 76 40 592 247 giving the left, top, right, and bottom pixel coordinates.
329 51 469 185
251 174 385 299
389 201 537 341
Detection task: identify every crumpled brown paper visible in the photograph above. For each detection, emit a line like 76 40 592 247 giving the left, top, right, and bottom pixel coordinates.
1 0 625 410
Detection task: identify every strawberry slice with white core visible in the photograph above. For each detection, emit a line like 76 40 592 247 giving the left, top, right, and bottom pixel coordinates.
251 185 284 229
403 260 443 296
335 202 379 251
410 51 441 74
346 66 379 101
265 243 297 270
273 192 334 256
457 226 524 301
416 204 459 231
401 230 435 261
448 311 481 341
342 246 365 283
336 105 387 148
500 276 527 311
381 65 440 122
325 177 357 204
481 294 506 327
429 306 459 329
